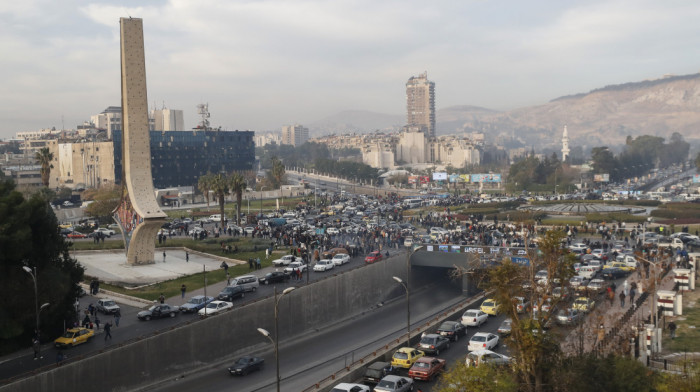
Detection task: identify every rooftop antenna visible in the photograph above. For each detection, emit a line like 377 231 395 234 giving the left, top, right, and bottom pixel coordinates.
196 103 210 131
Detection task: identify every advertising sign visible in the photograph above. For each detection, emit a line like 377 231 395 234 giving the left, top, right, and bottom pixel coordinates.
449 174 461 183
408 176 419 185
593 174 610 182
471 174 502 183
459 174 470 183
432 172 448 181
419 176 430 185
694 174 700 183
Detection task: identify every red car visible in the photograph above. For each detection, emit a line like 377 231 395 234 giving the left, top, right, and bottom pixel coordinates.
408 356 445 381
67 232 87 239
364 251 383 264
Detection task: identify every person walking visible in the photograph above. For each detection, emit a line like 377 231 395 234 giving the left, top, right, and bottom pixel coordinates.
629 286 636 305
162 251 166 263
32 338 42 360
159 293 165 304
181 284 186 299
114 308 121 327
104 321 112 341
669 321 677 339
619 291 626 307
94 315 100 331
185 251 189 262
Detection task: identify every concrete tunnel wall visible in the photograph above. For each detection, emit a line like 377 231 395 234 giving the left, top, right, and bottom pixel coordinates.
1 254 421 392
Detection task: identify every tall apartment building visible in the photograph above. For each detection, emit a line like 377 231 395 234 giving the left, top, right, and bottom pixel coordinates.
406 72 435 138
281 125 309 146
150 108 185 131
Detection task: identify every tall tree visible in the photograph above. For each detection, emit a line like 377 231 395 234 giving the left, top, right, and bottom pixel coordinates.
198 173 214 207
209 173 229 229
35 147 54 187
229 172 247 226
267 157 286 189
83 185 120 222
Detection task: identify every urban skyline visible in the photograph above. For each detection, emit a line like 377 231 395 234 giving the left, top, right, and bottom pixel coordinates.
2 1 700 139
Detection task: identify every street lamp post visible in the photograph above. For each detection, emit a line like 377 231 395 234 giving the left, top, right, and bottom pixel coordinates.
392 246 423 348
258 286 295 392
22 266 49 338
260 186 268 215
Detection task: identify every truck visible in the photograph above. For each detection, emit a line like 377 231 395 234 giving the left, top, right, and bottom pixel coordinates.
657 237 684 250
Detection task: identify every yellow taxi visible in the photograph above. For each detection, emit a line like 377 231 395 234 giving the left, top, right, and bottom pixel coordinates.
572 297 596 313
54 327 95 348
480 298 499 316
602 262 634 272
391 347 425 369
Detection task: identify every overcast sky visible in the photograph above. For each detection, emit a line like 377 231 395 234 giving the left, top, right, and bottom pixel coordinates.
2 0 700 139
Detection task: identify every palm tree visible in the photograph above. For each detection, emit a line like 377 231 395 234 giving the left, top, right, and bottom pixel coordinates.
229 172 247 226
35 147 54 187
198 173 214 207
209 173 229 229
269 156 286 189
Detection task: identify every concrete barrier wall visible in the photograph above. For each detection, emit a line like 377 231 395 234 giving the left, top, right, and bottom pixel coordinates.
1 255 410 392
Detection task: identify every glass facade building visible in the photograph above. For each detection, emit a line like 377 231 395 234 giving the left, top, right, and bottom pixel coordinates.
113 129 255 189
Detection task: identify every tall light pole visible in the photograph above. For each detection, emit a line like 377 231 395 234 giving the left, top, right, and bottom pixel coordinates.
392 245 423 348
258 286 295 392
22 266 49 338
260 186 268 215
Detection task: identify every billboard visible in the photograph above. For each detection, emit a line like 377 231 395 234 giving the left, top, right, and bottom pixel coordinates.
433 172 448 181
459 174 470 183
419 176 430 185
694 174 700 183
408 176 419 185
449 174 461 183
593 174 610 182
471 173 502 183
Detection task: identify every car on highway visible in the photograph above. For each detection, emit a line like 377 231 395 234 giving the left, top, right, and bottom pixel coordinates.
468 332 499 351
332 253 351 266
66 232 87 239
465 349 511 367
480 298 499 316
363 361 394 385
96 298 121 314
603 262 634 272
314 259 335 272
198 300 233 316
272 255 296 267
436 320 467 341
601 267 628 280
461 309 488 326
532 297 554 314
391 347 425 369
227 356 264 376
569 276 589 289
586 278 608 295
498 318 513 336
552 286 570 301
284 261 307 274
54 327 94 348
93 227 115 237
418 333 451 355
228 275 259 292
364 251 383 263
330 383 370 392
258 271 291 285
137 304 179 321
555 308 583 326
373 375 415 392
408 356 445 381
569 243 588 252
180 295 215 313
572 296 596 313
218 285 246 301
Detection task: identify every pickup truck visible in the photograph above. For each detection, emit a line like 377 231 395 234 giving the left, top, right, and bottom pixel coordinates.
657 237 683 250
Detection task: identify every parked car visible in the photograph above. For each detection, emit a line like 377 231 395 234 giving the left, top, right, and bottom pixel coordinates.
408 356 446 381
66 232 87 239
555 308 583 326
363 361 394 385
418 333 451 355
332 253 351 266
330 383 370 392
258 271 291 285
96 298 121 314
468 332 499 351
373 375 414 392
586 279 608 295
198 300 233 316
180 295 215 313
461 309 488 326
54 327 94 348
436 320 467 341
391 347 425 369
137 304 179 321
314 259 335 272
480 298 499 316
601 267 628 280
497 318 513 336
465 349 511 367
227 356 264 376
365 251 383 263
218 285 246 301
93 227 115 237
272 255 296 267
228 275 259 292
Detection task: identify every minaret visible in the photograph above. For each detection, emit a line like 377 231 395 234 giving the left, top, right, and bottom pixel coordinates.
561 125 570 162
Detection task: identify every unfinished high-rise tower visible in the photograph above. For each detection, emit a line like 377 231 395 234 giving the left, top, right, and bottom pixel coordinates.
406 72 436 138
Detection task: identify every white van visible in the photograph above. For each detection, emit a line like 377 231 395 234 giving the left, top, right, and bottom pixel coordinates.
209 214 226 222
578 266 597 280
228 275 259 293
403 199 422 209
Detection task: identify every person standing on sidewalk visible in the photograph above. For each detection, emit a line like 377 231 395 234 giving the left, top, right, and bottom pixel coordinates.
619 290 626 307
114 308 121 327
181 284 187 299
669 321 677 339
32 338 42 360
185 251 189 262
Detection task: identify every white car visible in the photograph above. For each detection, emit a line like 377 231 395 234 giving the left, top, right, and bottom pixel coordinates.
314 259 335 272
569 243 588 252
332 253 350 266
403 237 414 247
468 332 499 351
326 227 340 235
272 255 296 267
330 383 370 392
198 300 233 316
284 261 307 274
94 228 115 237
461 309 488 327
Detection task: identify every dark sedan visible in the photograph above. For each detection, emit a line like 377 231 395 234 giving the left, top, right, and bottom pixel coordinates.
137 304 179 321
418 333 450 356
180 295 215 313
227 356 264 376
436 321 467 341
218 285 245 301
258 271 291 285
601 267 628 280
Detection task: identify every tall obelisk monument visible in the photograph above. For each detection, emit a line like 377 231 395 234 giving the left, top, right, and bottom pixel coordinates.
114 18 167 265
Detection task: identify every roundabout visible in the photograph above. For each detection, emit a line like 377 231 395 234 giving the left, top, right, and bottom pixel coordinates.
518 203 647 216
